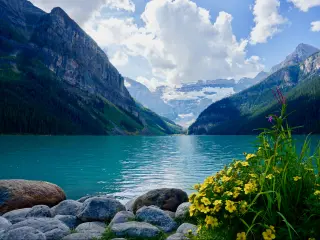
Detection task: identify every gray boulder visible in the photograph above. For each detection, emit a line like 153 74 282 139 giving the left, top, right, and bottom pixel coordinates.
167 233 189 240
110 221 160 238
54 215 80 229
2 208 31 224
136 206 177 232
109 211 135 226
0 217 11 231
75 222 106 234
8 218 70 240
62 232 102 240
51 200 82 216
175 202 191 220
124 198 136 212
132 188 188 213
164 210 176 219
176 223 197 236
77 197 125 222
77 195 112 203
26 205 52 218
0 226 46 240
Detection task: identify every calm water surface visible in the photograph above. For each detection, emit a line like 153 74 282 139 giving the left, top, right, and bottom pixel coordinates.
0 135 319 201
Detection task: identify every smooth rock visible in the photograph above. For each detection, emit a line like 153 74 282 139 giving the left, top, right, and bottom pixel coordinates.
136 206 177 233
111 221 160 238
26 205 52 218
0 226 46 240
62 232 102 240
125 198 136 212
0 180 66 214
0 217 11 231
166 233 189 240
75 222 106 234
54 215 80 229
77 197 125 222
51 200 82 216
164 210 176 219
175 202 191 220
8 218 70 240
176 223 197 235
2 208 31 224
109 211 135 226
77 194 113 203
132 188 188 213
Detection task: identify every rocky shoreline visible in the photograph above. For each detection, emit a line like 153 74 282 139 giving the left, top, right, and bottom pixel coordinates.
0 180 195 240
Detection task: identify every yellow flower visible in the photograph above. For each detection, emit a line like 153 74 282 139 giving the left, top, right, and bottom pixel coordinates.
244 181 257 194
241 161 249 167
214 185 222 193
194 184 201 190
205 216 218 228
212 204 221 213
236 232 246 240
227 167 233 175
314 190 320 196
233 191 240 199
262 228 276 240
189 193 197 202
225 200 237 213
197 225 202 233
201 197 211 206
239 201 248 214
266 174 274 180
236 180 244 186
309 238 316 240
199 204 210 213
293 176 302 181
246 153 256 160
224 191 233 196
222 176 231 182
249 173 258 178
189 204 196 216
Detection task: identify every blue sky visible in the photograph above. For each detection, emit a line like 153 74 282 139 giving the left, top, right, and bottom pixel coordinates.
31 0 320 89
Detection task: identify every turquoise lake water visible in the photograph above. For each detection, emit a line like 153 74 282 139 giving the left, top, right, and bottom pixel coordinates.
0 135 319 201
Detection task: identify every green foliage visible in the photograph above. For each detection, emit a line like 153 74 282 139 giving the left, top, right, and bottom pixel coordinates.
99 227 167 240
189 103 320 239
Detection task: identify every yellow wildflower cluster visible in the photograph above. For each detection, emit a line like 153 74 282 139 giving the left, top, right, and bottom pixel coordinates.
262 226 276 240
188 156 259 230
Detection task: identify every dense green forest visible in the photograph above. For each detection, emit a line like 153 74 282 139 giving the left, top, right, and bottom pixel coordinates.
0 54 181 135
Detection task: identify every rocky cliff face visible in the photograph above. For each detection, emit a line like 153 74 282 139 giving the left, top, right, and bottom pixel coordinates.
30 7 135 112
0 0 182 135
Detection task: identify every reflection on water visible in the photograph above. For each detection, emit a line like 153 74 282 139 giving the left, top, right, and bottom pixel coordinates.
0 135 319 200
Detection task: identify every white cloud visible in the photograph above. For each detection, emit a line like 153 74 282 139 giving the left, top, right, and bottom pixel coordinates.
136 76 163 92
250 0 288 44
85 0 264 86
288 0 320 12
29 0 135 25
311 21 320 32
110 51 129 67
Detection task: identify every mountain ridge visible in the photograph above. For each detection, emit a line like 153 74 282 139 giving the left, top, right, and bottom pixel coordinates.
188 50 320 135
0 0 182 135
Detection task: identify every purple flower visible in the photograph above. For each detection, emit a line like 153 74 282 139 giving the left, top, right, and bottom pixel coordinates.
267 116 273 123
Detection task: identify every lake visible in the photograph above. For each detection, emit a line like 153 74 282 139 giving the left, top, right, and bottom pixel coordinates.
0 135 319 201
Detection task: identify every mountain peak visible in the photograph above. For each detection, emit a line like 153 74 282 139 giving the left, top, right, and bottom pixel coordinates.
270 43 319 73
50 7 69 18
